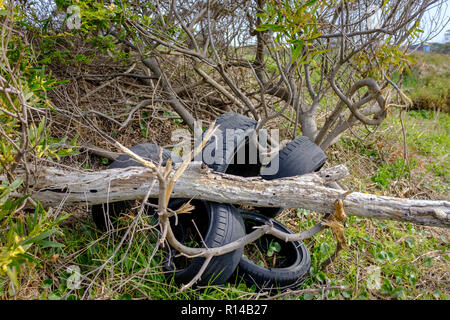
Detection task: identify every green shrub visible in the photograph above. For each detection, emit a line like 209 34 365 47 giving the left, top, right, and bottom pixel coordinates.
0 6 75 295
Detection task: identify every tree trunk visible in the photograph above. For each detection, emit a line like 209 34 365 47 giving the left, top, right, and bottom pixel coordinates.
15 163 450 228
299 112 318 141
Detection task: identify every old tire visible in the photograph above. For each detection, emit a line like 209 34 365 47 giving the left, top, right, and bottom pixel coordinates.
200 112 261 177
91 143 183 230
257 136 327 217
232 210 311 292
163 200 245 286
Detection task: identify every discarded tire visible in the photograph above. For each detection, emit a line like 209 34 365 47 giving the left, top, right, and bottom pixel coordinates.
91 143 183 230
232 210 311 292
163 200 245 286
257 136 327 217
201 112 261 177
91 143 245 286
202 113 326 218
91 117 320 290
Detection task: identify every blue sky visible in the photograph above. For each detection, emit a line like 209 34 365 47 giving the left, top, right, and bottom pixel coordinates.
422 0 450 43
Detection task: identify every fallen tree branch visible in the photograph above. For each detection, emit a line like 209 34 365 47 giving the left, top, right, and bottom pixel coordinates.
13 163 450 228
81 143 120 160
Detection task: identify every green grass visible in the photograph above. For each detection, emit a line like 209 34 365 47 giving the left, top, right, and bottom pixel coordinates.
277 207 449 300
371 158 416 189
384 109 449 190
399 53 450 112
309 107 450 300
21 209 446 300
16 213 259 300
334 108 449 193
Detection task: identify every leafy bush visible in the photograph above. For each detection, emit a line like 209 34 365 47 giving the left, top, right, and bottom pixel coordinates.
0 192 68 291
401 53 450 112
0 5 75 295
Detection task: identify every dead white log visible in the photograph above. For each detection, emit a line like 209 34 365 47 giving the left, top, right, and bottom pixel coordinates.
18 162 450 228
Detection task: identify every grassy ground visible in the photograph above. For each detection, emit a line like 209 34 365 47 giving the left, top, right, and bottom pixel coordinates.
288 108 449 300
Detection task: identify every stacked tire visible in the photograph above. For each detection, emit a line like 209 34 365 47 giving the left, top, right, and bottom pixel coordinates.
91 112 326 291
91 143 245 287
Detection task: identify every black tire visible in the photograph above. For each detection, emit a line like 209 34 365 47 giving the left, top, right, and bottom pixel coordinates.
201 112 261 177
257 136 327 217
232 210 311 292
91 143 245 286
91 143 183 230
163 200 245 286
109 143 182 170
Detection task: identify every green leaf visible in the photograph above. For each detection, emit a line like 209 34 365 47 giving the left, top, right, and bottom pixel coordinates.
270 241 281 253
297 208 310 218
39 240 65 248
315 271 327 282
380 278 394 294
342 290 352 298
432 290 442 299
292 43 303 62
408 273 417 286
310 49 328 57
375 251 387 263
42 278 53 289
257 24 285 32
8 178 23 191
120 293 132 300
305 0 318 6
405 237 415 248
48 292 61 300
319 242 330 256
6 266 19 289
303 292 314 300
21 229 59 246
391 287 406 299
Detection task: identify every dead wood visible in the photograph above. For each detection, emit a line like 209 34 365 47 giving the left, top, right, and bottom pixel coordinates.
13 163 450 228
